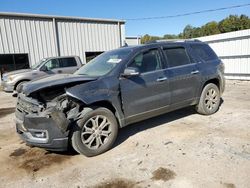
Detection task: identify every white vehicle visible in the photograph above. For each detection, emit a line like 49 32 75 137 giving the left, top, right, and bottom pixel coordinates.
1 56 83 92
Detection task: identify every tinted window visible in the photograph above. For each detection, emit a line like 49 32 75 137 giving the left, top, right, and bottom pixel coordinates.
164 47 190 67
59 58 77 67
191 44 218 61
130 49 162 73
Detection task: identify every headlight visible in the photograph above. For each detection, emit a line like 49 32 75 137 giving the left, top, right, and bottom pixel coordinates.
2 75 7 82
7 76 14 82
2 75 13 82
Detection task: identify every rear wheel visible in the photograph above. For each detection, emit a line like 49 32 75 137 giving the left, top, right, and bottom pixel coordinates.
71 107 118 157
196 83 220 115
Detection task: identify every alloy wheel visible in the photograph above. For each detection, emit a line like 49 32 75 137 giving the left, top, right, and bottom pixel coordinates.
81 115 112 149
204 88 219 111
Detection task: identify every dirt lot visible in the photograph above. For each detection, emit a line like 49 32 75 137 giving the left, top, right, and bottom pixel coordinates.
0 80 250 188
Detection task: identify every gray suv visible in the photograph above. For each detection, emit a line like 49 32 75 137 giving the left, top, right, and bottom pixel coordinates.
15 40 225 157
1 56 83 92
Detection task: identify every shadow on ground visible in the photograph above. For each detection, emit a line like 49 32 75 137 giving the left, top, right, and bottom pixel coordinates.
114 107 196 147
114 97 224 147
0 107 16 118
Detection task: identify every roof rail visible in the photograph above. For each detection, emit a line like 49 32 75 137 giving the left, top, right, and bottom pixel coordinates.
145 39 201 44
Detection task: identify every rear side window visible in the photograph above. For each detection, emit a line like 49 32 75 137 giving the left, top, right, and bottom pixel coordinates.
59 58 77 67
191 44 218 61
163 47 190 67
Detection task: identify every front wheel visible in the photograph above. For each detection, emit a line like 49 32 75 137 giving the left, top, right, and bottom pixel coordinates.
71 107 118 157
196 83 221 115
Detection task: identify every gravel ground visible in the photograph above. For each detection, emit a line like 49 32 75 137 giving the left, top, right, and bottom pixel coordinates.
0 80 250 188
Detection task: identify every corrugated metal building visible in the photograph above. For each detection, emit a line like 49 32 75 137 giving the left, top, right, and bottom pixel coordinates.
0 12 125 72
125 36 141 46
197 29 250 80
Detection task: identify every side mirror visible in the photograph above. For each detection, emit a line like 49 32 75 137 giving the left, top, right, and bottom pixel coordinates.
122 67 140 77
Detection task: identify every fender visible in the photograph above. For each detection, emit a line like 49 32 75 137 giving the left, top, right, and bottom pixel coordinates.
65 77 125 127
196 59 224 97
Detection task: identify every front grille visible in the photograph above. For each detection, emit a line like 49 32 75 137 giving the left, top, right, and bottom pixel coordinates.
16 94 42 114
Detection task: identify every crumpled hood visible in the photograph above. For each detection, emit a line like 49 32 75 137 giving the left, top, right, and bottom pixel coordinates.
3 69 32 77
22 74 97 95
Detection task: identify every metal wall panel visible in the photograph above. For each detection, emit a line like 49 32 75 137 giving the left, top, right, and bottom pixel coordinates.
120 24 126 46
56 20 122 62
197 29 250 80
0 17 58 65
0 13 125 66
125 36 141 46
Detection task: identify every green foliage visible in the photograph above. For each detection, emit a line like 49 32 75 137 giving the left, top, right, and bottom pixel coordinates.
163 34 179 39
183 24 194 39
201 21 221 36
141 34 161 44
218 15 250 33
141 14 250 43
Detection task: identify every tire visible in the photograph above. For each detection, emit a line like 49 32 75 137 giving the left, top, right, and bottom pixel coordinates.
15 81 28 92
196 83 221 115
71 107 118 157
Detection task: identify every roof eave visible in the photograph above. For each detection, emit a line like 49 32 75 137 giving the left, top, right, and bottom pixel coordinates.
0 12 126 23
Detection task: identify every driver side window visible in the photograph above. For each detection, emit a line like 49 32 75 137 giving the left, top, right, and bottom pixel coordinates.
129 49 162 74
43 59 59 70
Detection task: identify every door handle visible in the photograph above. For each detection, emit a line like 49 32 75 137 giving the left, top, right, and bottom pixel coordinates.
157 77 167 82
191 70 199 74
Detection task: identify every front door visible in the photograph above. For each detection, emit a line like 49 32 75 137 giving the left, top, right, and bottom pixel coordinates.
42 59 62 74
120 48 171 123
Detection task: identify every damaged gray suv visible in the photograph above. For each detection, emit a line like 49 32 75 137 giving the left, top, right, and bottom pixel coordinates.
16 40 225 157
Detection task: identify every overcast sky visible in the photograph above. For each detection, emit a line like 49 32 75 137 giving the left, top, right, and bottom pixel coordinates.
1 0 250 36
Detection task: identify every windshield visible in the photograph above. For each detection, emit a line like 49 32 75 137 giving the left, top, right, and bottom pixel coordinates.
31 58 48 69
75 48 132 77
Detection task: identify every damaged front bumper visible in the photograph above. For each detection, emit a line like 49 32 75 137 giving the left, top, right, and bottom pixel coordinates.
15 94 70 151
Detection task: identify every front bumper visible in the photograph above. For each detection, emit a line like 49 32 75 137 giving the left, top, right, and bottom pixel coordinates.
1 81 14 92
15 108 69 151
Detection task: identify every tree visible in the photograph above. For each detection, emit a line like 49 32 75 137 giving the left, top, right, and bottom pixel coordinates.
200 21 220 36
219 15 239 33
183 25 194 39
141 34 151 44
163 34 179 39
192 27 202 38
141 34 161 44
140 14 250 43
218 15 250 33
239 15 250 30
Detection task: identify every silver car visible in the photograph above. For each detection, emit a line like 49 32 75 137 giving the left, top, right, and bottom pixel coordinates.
1 56 83 92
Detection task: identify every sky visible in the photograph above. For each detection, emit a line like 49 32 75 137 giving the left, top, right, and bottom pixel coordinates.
1 0 250 36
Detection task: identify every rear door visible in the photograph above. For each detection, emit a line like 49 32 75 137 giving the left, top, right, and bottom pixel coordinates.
120 48 171 121
162 45 201 106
